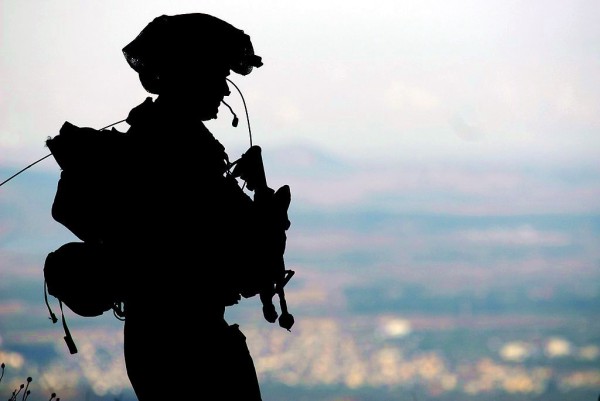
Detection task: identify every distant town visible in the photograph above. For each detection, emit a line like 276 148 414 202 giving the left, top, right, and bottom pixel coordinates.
1 308 599 401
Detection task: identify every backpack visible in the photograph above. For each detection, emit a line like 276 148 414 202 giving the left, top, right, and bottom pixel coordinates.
43 241 126 354
43 122 295 354
43 122 129 354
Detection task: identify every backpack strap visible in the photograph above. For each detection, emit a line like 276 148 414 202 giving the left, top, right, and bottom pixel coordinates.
59 300 79 354
44 280 78 354
44 279 58 324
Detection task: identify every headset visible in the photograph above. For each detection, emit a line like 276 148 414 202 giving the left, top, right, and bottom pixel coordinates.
0 77 253 188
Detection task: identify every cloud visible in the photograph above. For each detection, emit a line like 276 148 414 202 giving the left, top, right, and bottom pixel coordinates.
458 225 571 247
450 115 485 141
385 80 441 113
290 231 394 253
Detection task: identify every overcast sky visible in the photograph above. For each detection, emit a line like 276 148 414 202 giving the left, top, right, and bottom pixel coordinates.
1 0 599 169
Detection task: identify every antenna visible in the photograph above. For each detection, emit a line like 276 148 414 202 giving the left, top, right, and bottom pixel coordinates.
0 119 127 188
0 154 53 187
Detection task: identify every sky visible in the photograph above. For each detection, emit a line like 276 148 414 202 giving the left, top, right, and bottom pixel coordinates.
1 0 599 171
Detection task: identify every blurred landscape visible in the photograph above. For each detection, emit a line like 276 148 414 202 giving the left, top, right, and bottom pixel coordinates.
2 1 600 400
1 144 599 401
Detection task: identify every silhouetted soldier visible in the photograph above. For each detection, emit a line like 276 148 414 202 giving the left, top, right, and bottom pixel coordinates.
117 13 285 401
44 12 293 401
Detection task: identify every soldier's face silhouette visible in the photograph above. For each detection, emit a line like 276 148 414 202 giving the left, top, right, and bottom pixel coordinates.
158 61 231 121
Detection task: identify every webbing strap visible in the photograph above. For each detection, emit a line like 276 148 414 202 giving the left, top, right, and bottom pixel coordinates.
44 279 78 354
59 300 78 354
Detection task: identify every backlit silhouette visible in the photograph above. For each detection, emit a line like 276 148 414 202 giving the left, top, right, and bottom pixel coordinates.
42 13 294 401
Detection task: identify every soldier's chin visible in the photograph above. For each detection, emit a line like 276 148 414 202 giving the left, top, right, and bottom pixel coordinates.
199 107 219 121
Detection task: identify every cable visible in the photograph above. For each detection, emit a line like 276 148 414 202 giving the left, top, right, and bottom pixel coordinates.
226 78 253 147
0 119 127 188
0 154 53 188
